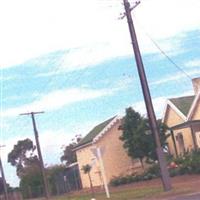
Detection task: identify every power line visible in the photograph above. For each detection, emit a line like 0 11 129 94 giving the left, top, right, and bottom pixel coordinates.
132 16 200 95
141 31 193 81
122 0 171 191
132 14 200 84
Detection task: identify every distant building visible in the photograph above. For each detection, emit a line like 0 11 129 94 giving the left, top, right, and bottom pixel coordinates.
74 116 142 188
163 77 200 156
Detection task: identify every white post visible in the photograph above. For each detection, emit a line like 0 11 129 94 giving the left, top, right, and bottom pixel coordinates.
97 148 110 198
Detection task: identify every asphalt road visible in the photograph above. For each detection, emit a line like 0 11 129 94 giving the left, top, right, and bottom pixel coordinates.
163 193 200 200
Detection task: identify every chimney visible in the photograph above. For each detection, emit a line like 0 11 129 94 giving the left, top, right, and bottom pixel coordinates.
192 77 200 95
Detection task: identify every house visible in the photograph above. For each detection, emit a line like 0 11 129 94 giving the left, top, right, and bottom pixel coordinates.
163 77 200 156
74 116 142 188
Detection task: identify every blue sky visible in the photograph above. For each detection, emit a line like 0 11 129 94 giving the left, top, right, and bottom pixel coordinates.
0 0 200 187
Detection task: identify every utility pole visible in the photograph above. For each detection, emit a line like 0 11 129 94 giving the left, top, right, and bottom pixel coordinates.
20 112 50 199
122 0 171 191
0 146 9 200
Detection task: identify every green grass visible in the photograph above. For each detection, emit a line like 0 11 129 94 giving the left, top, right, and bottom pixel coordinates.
33 185 194 200
51 187 163 200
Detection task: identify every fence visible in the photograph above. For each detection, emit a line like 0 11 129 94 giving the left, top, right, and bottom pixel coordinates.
0 192 23 200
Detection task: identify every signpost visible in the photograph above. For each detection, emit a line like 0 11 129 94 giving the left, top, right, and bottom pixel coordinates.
91 147 110 198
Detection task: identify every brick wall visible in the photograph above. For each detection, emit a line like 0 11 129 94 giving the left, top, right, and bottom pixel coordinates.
76 119 142 188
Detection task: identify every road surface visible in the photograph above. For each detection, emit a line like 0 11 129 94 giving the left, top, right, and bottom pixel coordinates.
161 192 200 200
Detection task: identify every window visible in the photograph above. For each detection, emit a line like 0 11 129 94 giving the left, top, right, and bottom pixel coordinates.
176 133 185 154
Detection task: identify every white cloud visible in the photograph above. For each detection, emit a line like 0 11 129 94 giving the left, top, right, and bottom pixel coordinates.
0 0 199 69
150 69 200 86
39 122 98 165
185 59 200 68
117 96 170 118
134 0 200 39
132 96 167 118
1 87 116 118
39 130 73 165
59 43 132 72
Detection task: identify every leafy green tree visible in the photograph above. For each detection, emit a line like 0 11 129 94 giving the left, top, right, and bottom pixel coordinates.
145 119 169 162
47 164 66 195
7 138 39 177
61 135 82 166
20 164 67 198
120 107 169 167
119 107 149 168
60 143 77 165
7 138 44 198
20 169 43 199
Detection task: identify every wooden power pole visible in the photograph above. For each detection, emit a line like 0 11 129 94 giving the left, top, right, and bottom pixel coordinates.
20 112 50 199
0 146 9 200
122 0 171 191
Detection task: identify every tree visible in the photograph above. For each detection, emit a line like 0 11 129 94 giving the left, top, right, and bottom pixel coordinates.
60 143 77 166
20 168 43 199
47 164 66 195
119 107 169 167
61 135 82 166
7 138 39 177
119 107 149 168
8 139 46 198
82 164 94 198
145 119 169 161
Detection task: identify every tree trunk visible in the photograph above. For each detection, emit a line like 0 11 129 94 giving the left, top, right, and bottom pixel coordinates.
140 158 145 171
88 172 95 198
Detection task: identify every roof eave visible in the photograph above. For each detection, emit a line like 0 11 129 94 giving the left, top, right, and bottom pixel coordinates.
162 99 170 123
73 142 93 151
187 90 200 120
165 100 187 122
92 115 122 143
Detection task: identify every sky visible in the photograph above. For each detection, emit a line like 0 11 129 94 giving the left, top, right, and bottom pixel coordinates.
0 0 200 187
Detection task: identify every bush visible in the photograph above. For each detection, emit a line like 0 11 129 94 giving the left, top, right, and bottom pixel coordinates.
147 164 160 176
110 172 158 186
169 168 180 177
171 150 200 175
110 150 200 187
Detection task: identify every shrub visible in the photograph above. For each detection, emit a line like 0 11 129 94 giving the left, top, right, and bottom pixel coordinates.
147 164 160 176
171 150 200 175
189 150 200 173
110 172 158 186
169 168 180 177
110 150 200 187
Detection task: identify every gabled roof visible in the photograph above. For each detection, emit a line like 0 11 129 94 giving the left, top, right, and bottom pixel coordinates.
169 95 195 116
187 90 200 120
75 116 117 149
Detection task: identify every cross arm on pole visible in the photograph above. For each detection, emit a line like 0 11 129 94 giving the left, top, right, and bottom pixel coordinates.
20 111 45 116
119 1 140 20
